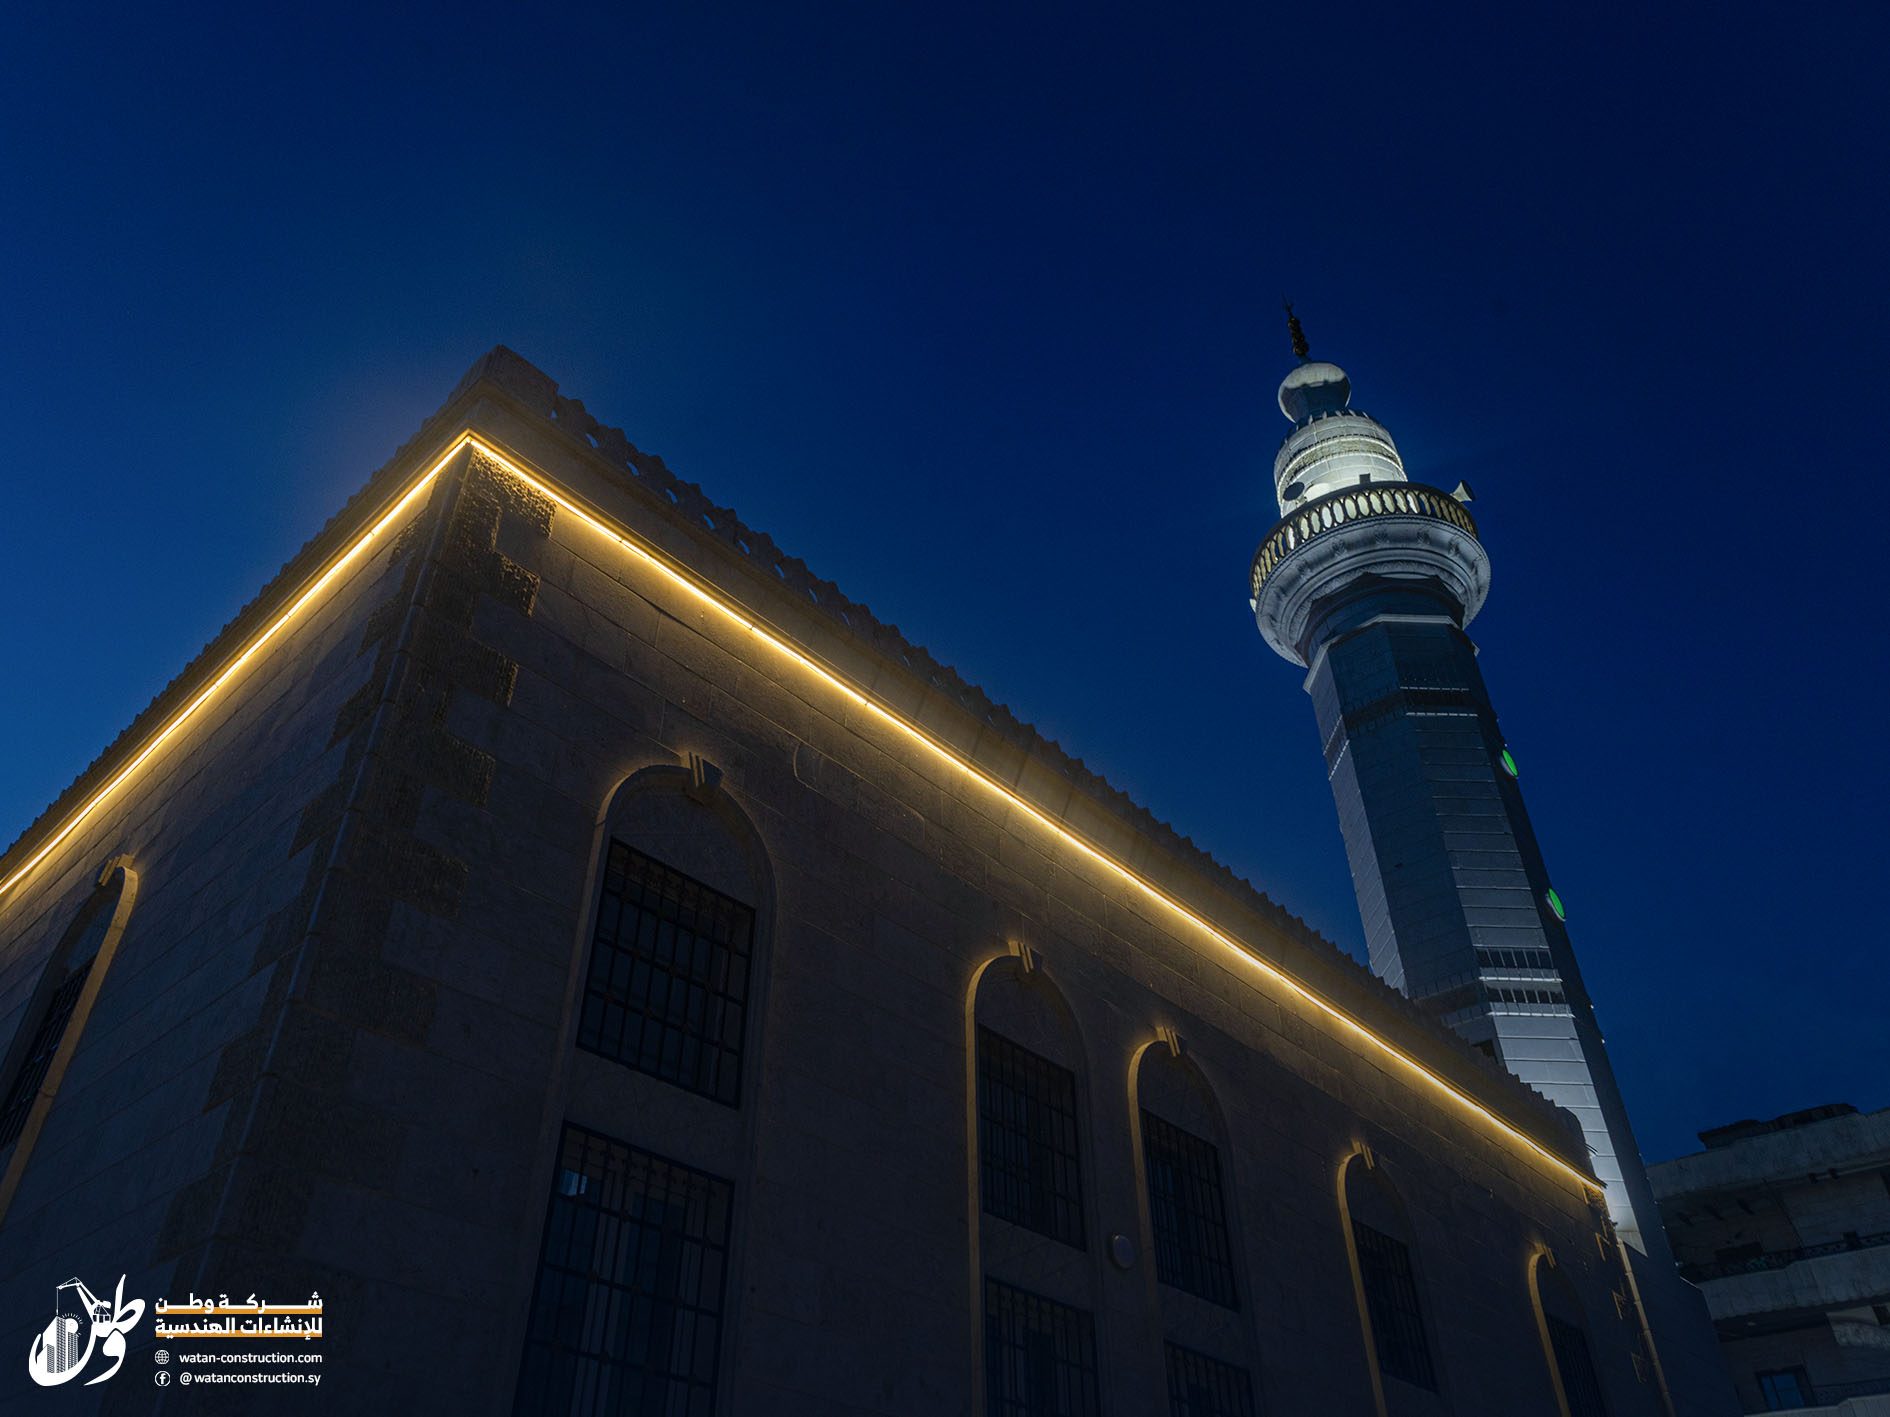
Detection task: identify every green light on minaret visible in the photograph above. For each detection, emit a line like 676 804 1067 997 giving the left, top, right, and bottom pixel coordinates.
1500 748 1519 778
1545 888 1566 922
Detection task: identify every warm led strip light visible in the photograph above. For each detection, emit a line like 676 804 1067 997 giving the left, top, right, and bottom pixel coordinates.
478 440 1599 1198
0 431 1599 1198
0 436 474 910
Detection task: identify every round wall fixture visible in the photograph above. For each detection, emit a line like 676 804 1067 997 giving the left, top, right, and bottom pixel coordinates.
1500 748 1519 778
1109 1234 1136 1270
1545 888 1566 922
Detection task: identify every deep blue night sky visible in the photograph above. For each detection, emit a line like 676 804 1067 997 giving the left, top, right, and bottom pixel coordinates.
3 5 1885 1162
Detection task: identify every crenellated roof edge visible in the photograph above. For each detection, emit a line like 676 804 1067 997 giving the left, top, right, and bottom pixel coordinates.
0 346 1585 1158
456 348 1581 1147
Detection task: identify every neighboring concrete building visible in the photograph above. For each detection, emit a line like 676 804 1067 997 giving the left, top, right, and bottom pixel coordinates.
1651 1105 1890 1415
0 348 1721 1414
1248 313 1734 1411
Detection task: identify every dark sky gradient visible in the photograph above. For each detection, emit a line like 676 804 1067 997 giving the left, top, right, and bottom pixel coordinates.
3 4 1885 1162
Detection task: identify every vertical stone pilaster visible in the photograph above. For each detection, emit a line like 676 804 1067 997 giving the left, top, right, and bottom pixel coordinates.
151 450 555 1344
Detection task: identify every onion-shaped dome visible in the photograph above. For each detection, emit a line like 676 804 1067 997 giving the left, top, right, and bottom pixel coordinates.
1278 360 1352 425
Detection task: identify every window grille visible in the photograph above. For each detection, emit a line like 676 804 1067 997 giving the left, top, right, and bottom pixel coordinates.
513 1124 733 1417
978 1027 1086 1247
1476 947 1557 972
1164 1342 1256 1417
1142 1111 1238 1308
1353 1220 1437 1390
1547 1313 1608 1417
0 961 94 1149
983 1278 1099 1417
579 842 755 1106
1491 985 1567 1008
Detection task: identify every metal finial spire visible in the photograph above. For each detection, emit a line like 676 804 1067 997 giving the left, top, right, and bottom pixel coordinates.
1283 300 1310 360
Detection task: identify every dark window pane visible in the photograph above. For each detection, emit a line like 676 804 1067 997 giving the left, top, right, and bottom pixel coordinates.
1353 1220 1436 1391
978 1027 1085 1248
983 1278 1099 1417
1164 1342 1255 1417
1142 1111 1238 1309
1547 1313 1608 1417
1758 1368 1811 1411
578 842 755 1106
0 960 94 1149
514 1124 733 1416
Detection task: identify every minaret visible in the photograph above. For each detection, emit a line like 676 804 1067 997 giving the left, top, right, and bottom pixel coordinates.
1248 312 1665 1258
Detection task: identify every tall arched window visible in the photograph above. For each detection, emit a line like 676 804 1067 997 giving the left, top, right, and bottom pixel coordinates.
1136 1048 1241 1311
1531 1251 1609 1417
1135 1043 1259 1417
0 857 138 1226
513 766 771 1417
574 770 768 1108
973 957 1091 1253
968 952 1101 1417
1340 1153 1440 1401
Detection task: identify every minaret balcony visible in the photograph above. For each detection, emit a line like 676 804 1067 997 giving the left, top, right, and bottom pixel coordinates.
1250 482 1479 601
1249 481 1490 665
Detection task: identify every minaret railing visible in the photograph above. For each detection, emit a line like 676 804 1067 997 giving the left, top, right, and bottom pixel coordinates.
1250 482 1479 599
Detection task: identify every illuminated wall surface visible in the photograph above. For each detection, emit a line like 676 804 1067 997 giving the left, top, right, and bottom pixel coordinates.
0 350 1726 1413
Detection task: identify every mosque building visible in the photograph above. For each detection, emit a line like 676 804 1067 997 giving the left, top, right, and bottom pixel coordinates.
0 343 1734 1414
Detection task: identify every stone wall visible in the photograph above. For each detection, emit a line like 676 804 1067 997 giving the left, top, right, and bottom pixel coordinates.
0 456 439 1411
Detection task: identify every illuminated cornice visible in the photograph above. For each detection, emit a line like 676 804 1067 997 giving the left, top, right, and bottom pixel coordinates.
0 439 463 911
483 433 1598 1193
0 398 1599 1197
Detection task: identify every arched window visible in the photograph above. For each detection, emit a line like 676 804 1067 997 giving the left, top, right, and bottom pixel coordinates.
514 767 771 1417
1341 1153 1439 1398
1135 1042 1258 1416
968 952 1101 1417
973 957 1090 1252
1136 1047 1240 1311
575 769 768 1108
1531 1251 1609 1417
0 857 138 1225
